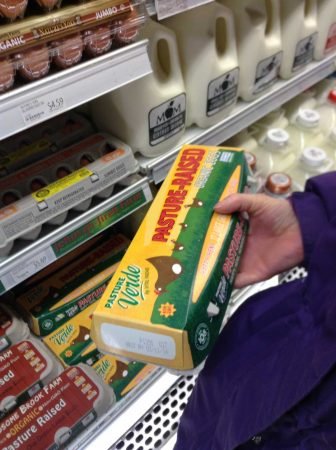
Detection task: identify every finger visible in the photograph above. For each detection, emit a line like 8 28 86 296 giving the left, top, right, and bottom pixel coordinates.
214 193 270 215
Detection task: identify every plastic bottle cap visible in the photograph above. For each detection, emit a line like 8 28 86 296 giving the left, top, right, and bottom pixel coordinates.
296 109 320 128
244 151 257 171
264 128 289 150
328 89 336 104
265 173 292 196
301 147 327 167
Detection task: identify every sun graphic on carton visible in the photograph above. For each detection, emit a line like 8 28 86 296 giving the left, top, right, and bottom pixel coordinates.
159 303 176 318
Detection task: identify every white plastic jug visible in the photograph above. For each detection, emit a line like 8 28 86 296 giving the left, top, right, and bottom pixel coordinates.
288 146 334 190
286 108 324 153
283 93 317 124
90 19 186 157
220 0 282 101
252 128 298 177
163 3 239 128
315 89 336 134
249 108 289 142
280 0 318 79
315 0 336 59
226 129 259 153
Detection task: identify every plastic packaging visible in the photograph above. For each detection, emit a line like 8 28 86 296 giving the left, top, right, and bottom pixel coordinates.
163 2 239 128
315 89 336 134
0 1 144 93
280 0 318 79
287 146 334 190
219 0 282 101
315 0 336 59
283 92 317 123
91 19 186 157
0 133 138 255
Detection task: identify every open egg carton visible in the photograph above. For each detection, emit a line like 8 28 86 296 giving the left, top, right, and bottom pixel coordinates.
0 0 145 93
0 130 139 257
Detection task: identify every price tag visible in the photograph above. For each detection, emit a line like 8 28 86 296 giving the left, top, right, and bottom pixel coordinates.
20 90 66 125
154 0 213 19
1 247 57 291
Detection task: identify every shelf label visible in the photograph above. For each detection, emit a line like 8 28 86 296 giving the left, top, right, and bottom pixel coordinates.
52 187 150 258
154 0 213 19
1 247 57 291
20 90 66 125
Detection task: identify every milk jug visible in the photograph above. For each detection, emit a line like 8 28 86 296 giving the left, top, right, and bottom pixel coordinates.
280 0 318 79
91 19 186 157
315 89 336 134
288 146 334 191
252 128 298 176
283 93 317 123
219 0 282 101
263 172 292 198
226 129 258 153
249 108 289 142
315 0 336 59
163 3 239 128
286 109 324 153
318 127 336 162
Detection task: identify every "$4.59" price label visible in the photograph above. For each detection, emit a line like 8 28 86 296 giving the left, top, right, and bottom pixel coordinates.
20 90 66 125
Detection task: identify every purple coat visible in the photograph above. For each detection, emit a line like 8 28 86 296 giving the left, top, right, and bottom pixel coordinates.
174 172 336 450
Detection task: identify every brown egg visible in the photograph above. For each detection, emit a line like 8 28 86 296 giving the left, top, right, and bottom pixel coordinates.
0 0 27 21
52 33 84 69
30 178 47 193
2 191 20 206
15 45 50 81
79 154 94 167
113 7 140 46
84 24 113 57
0 57 15 93
56 166 71 179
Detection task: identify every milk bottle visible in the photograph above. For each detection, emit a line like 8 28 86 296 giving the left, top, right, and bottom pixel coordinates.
315 89 336 134
286 109 324 153
226 129 258 153
315 0 336 59
283 93 317 124
288 146 334 191
318 127 336 162
280 0 318 79
163 3 239 128
253 128 298 176
219 0 282 101
263 172 292 198
91 20 186 157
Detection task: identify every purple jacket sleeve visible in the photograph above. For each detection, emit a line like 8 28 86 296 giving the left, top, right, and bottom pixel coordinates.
291 171 336 267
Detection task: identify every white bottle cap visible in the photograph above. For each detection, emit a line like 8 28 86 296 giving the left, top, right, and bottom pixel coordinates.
296 109 320 128
264 128 289 150
301 147 327 167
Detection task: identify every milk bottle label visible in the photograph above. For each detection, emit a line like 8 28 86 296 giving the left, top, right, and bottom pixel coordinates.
293 33 317 72
254 52 282 94
206 67 239 117
148 93 186 146
325 23 336 53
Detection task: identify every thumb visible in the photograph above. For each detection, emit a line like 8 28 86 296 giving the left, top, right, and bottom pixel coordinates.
214 193 270 216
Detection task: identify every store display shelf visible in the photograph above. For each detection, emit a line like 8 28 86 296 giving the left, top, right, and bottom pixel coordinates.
138 53 336 184
0 178 153 295
146 0 214 18
0 40 151 141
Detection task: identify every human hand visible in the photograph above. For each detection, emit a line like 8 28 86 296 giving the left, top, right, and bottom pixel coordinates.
214 193 304 289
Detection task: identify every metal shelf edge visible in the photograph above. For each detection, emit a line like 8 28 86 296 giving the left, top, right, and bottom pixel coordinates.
0 40 151 140
139 54 336 183
0 177 152 293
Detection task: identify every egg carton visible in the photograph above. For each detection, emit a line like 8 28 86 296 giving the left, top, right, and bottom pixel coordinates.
0 0 144 93
0 112 94 177
0 133 139 256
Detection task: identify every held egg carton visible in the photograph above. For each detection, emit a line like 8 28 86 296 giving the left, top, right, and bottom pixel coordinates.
0 112 94 177
0 133 138 257
0 0 144 93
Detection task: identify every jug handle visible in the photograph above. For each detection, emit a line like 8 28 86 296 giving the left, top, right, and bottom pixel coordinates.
213 5 237 63
264 0 281 38
149 31 182 85
303 0 317 23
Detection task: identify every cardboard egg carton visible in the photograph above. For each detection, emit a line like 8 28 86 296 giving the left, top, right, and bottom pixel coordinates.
0 133 138 256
